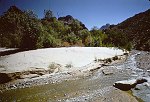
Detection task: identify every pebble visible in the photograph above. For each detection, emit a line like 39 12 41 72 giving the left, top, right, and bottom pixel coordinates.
64 94 67 96
10 85 17 89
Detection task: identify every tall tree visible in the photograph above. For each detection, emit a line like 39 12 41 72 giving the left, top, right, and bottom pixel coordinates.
44 10 54 19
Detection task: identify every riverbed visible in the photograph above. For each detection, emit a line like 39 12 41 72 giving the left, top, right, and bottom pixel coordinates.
0 50 150 102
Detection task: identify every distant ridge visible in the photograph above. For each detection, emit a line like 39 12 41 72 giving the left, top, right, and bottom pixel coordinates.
58 15 88 30
100 23 110 30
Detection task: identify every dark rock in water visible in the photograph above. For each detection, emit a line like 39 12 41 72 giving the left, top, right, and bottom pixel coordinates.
134 87 140 90
136 78 147 84
113 78 148 91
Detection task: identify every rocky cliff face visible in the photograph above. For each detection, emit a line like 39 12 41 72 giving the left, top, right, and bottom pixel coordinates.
58 15 88 29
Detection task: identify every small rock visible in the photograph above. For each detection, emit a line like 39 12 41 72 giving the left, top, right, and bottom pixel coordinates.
137 53 140 55
67 72 72 75
131 71 136 74
10 84 17 89
134 87 140 90
143 82 150 87
102 67 116 75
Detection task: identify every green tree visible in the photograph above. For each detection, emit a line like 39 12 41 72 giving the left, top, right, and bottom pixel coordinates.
90 27 107 46
104 29 132 50
0 6 24 47
44 10 54 19
24 10 38 19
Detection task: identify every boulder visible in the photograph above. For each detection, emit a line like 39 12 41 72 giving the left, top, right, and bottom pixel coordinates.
114 78 147 91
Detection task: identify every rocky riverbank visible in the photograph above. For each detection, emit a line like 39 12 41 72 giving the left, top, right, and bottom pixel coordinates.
112 50 150 102
0 59 137 102
130 50 150 102
0 54 126 92
1 49 149 102
0 49 137 102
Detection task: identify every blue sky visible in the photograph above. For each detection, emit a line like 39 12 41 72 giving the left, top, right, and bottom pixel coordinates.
0 0 149 29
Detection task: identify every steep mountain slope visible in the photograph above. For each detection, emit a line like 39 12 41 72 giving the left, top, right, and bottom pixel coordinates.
108 9 150 51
